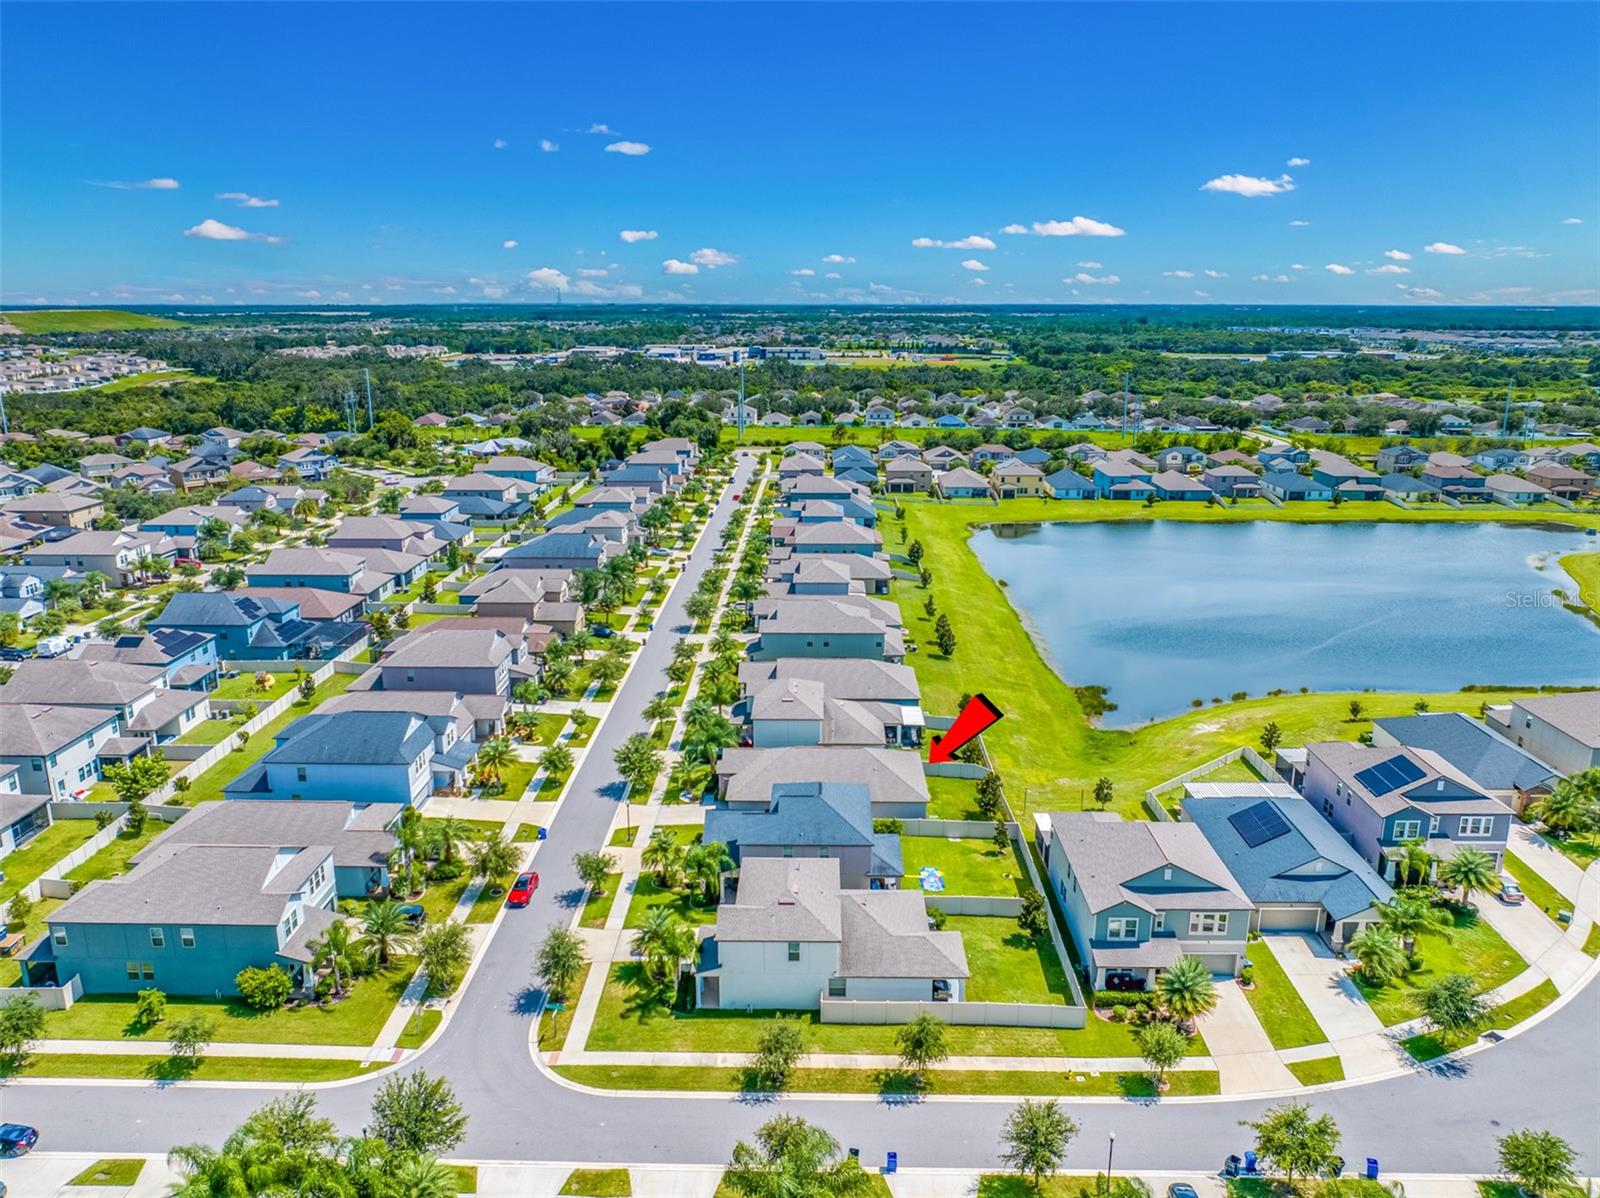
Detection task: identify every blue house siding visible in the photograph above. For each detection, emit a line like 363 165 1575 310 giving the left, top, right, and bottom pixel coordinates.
48 922 290 996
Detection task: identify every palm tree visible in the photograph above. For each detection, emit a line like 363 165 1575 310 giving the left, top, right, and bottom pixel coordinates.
1378 895 1451 956
475 737 514 785
631 908 696 989
569 629 595 663
701 669 741 714
1396 838 1436 887
470 833 520 885
643 694 676 725
427 817 474 866
683 709 740 766
360 900 415 967
1155 955 1217 1030
709 628 739 657
1439 847 1501 906
310 918 356 996
539 742 574 777
683 840 734 903
388 1153 461 1198
642 828 688 887
390 820 427 896
1347 924 1407 986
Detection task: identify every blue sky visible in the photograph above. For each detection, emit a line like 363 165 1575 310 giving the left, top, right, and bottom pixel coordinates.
3 2 1596 308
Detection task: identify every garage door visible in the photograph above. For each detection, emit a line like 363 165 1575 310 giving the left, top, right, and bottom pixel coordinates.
1192 952 1241 977
1258 906 1321 931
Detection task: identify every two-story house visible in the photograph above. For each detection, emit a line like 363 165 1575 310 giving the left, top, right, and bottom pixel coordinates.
0 703 123 797
1485 692 1600 776
717 745 929 820
788 521 883 557
1042 811 1251 989
378 627 513 697
248 548 386 601
705 781 903 890
1 658 212 746
224 709 448 805
23 529 174 586
989 459 1047 499
149 591 336 660
748 597 903 662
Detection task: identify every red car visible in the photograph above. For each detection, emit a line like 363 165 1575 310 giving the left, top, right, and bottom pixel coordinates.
732 492 741 501
507 871 539 907
173 557 203 569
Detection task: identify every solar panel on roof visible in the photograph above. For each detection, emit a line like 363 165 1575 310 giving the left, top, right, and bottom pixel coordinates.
1354 755 1425 796
1227 801 1291 848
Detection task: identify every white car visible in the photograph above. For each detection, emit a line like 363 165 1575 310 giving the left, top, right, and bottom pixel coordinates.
1498 873 1525 904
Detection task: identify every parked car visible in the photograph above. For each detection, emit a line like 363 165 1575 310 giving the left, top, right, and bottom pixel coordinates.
590 625 616 639
397 903 426 926
507 872 539 907
0 1124 38 1157
0 647 33 662
1168 1185 1200 1198
35 635 70 659
1498 873 1525 904
173 557 203 569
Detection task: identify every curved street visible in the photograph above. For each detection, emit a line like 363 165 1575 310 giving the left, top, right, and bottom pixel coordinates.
5 450 1598 1177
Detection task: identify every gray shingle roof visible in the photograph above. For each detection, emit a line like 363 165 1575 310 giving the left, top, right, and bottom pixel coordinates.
51 842 329 925
1 659 166 706
263 710 434 766
721 746 928 811
739 658 920 704
382 627 512 668
1047 811 1251 915
1373 712 1561 792
133 798 400 871
0 704 117 756
1513 692 1600 748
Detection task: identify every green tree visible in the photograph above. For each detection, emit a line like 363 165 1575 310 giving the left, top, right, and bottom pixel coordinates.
369 1070 469 1155
1347 699 1366 721
234 964 293 1010
907 539 925 566
1155 955 1218 1028
168 1012 215 1061
752 1017 806 1091
613 732 663 797
1378 894 1451 956
683 840 734 902
539 741 574 777
1242 1101 1342 1188
631 908 696 989
298 673 316 702
999 1098 1079 1194
470 832 519 884
1137 1020 1189 1089
574 850 619 893
388 1154 461 1198
474 736 514 785
0 994 46 1057
1347 924 1407 986
417 921 472 994
1438 847 1501 905
1093 776 1114 811
642 826 688 887
1497 1129 1577 1197
360 900 416 967
310 919 356 997
1529 770 1600 835
1421 973 1487 1038
103 753 169 805
133 987 168 1030
896 1012 949 1086
1017 888 1048 938
535 928 586 1003
1259 721 1283 753
723 1115 871 1198
934 611 957 656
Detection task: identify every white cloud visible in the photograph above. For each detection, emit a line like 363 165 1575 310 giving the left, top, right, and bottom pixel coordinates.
183 218 282 244
1193 290 1211 299
493 138 507 149
1251 273 1293 283
539 139 559 152
216 191 279 208
689 247 736 268
96 177 180 190
1204 269 1228 278
824 271 842 279
1287 220 1311 227
525 267 570 291
1324 263 1354 275
970 277 988 286
961 259 990 272
1068 271 1119 285
1291 263 1308 270
435 286 457 295
587 123 615 134
1000 224 1029 235
1401 286 1443 299
502 239 519 249
619 229 659 243
605 141 651 156
482 286 507 299
790 268 816 276
577 267 609 278
298 290 321 299
1287 156 1311 167
868 282 893 294
912 234 997 250
1163 269 1194 278
1201 173 1295 197
822 253 855 263
1424 241 1466 255
1385 249 1412 260
1031 216 1125 237
1369 264 1409 274
1562 217 1583 225
1077 261 1102 269
661 259 698 275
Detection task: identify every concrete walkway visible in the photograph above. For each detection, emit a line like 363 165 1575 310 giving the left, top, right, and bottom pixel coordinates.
1196 978 1299 1093
1262 933 1400 1079
1509 822 1587 900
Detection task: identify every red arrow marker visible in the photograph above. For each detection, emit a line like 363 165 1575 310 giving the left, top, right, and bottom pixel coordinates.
928 693 1004 764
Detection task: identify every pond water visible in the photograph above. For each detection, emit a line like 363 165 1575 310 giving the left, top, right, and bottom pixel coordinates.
968 520 1600 727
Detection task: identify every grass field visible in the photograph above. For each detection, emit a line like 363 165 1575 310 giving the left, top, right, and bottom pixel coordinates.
560 1168 633 1197
63 823 164 886
926 774 985 819
2 308 184 333
68 1159 146 1187
579 875 623 928
1242 944 1328 1049
0 819 100 903
1286 1055 1345 1086
903 835 1030 898
622 873 718 929
949 915 1072 1004
883 496 1587 821
0 1053 376 1083
395 1008 442 1050
1351 908 1526 1025
1559 552 1600 614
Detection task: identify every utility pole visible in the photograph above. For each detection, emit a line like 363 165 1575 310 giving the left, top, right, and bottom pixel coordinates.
1122 371 1130 442
737 360 747 443
364 367 375 430
0 389 8 436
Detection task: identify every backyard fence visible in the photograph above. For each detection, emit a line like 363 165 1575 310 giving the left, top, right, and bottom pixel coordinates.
1143 744 1277 820
924 762 986 781
819 994 1084 1029
900 817 1009 838
0 975 81 1011
923 894 1023 917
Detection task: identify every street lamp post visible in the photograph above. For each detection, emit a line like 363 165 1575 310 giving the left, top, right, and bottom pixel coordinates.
1106 1130 1117 1193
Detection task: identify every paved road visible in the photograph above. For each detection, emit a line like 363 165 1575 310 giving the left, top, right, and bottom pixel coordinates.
6 449 1598 1175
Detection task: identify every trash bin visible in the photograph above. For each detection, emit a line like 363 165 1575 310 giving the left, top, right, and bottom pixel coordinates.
1244 1152 1258 1174
536 827 547 841
886 1152 897 1174
1224 1156 1242 1179
1367 1159 1380 1181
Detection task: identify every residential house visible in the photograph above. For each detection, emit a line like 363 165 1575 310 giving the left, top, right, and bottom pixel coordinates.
1206 449 1258 469
278 447 336 481
1201 465 1261 498
1526 463 1594 501
1040 811 1251 989
234 587 366 624
875 440 920 462
788 521 883 557
460 570 582 634
1091 460 1153 498
777 452 826 479
497 531 621 572
3 491 104 531
224 709 453 805
1261 473 1333 502
1152 446 1207 473
1485 692 1600 776
482 455 556 488
766 552 891 596
248 548 385 601
378 627 514 697
167 456 231 492
882 458 934 494
921 445 967 471
1152 470 1214 502
694 857 967 1010
0 784 51 863
75 629 221 691
23 530 175 586
1484 474 1551 505
1310 452 1380 490
0 702 124 796
216 484 326 514
78 453 135 480
1373 712 1561 814
831 445 876 474
0 569 48 622
442 474 527 520
1042 468 1095 500
138 504 249 543
321 687 507 748
397 495 463 524
149 591 350 661
705 781 902 889
741 672 921 748
1299 742 1511 882
749 597 903 662
1257 447 1309 469
989 459 1047 498
119 427 173 450
718 745 929 819
1 658 211 747
1380 472 1435 501
325 516 445 559
936 466 992 499
1181 784 1392 949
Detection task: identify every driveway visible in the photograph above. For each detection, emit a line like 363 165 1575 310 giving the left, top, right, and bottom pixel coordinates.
1262 933 1400 1079
1197 978 1298 1094
1509 823 1586 899
1475 892 1592 995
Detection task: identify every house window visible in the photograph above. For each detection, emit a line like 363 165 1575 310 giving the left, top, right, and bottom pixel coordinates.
149 927 165 948
142 963 155 980
1153 912 1166 933
787 941 801 963
52 927 68 948
126 962 142 981
818 845 830 858
782 845 795 858
1106 917 1139 941
1428 815 1440 834
1189 912 1229 935
297 767 308 783
827 977 847 998
180 928 195 949
1392 819 1422 841
1459 816 1495 837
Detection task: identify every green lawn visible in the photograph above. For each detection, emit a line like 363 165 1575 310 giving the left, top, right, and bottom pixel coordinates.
562 1063 1220 1100
579 875 623 928
415 874 471 924
1559 552 1600 613
903 835 1029 897
423 816 504 840
175 713 250 745
466 881 508 923
482 756 539 800
1287 1055 1345 1086
949 915 1071 1005
395 1008 442 1050
1242 944 1328 1049
0 1054 376 1083
560 1168 632 1197
0 819 100 903
926 775 985 820
584 962 1171 1058
1503 852 1574 921
623 873 719 929
2 308 184 333
1352 908 1527 1025
179 672 361 803
1583 923 1600 958
211 672 298 702
0 895 62 986
63 824 165 886
42 957 416 1046
884 497 1591 822
68 1159 146 1186
1402 979 1560 1061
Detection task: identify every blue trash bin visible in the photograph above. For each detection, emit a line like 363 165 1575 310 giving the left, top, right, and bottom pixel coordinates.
1245 1152 1258 1174
886 1152 898 1174
1367 1159 1380 1181
536 827 547 841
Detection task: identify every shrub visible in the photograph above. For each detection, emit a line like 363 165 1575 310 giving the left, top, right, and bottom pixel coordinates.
235 964 293 1010
926 905 948 931
872 818 904 834
314 975 335 1001
1093 990 1156 1010
1238 962 1256 986
133 988 166 1029
428 859 465 881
